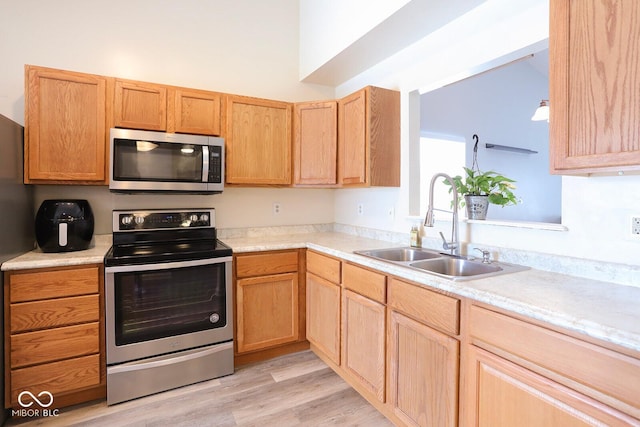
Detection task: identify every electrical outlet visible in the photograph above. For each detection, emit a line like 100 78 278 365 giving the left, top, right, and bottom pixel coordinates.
388 206 395 219
631 216 640 237
357 204 364 216
273 202 281 215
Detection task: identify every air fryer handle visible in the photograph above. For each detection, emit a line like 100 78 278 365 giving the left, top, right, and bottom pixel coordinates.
58 223 68 247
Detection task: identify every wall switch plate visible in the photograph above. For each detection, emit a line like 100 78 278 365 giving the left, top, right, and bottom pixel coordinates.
631 216 640 237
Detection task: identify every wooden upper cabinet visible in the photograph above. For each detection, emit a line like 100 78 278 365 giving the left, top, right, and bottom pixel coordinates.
550 0 640 174
293 101 337 186
168 88 223 136
24 65 108 184
114 79 167 131
338 90 366 185
225 95 292 185
338 86 400 187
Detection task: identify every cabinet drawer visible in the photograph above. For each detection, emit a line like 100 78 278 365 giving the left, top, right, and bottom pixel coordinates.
307 250 341 284
11 295 99 333
235 251 298 278
11 322 100 368
10 354 100 407
9 266 99 303
388 278 459 336
469 305 640 418
342 263 386 303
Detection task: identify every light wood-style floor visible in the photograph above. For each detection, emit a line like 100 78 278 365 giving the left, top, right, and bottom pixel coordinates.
7 350 393 426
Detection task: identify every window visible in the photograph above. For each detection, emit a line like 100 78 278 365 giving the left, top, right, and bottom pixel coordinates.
420 134 465 216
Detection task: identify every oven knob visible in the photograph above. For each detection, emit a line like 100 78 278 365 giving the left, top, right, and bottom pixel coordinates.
134 216 145 225
209 313 220 323
189 214 199 223
121 216 133 226
200 214 209 223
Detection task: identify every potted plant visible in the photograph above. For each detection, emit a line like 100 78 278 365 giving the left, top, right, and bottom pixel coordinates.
447 167 518 219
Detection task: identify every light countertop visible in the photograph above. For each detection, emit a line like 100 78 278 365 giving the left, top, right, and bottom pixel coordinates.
1 234 112 271
2 231 638 355
225 232 640 354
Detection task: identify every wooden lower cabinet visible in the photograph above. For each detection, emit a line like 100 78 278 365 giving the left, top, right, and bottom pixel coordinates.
466 304 640 426
4 264 105 410
305 256 640 427
234 250 307 363
386 277 460 427
236 272 299 353
341 288 386 403
468 346 636 426
387 310 459 427
306 272 341 365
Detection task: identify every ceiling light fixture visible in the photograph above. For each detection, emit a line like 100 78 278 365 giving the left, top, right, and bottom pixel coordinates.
531 99 549 122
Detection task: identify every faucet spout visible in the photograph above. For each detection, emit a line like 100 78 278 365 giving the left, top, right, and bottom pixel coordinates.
424 173 460 256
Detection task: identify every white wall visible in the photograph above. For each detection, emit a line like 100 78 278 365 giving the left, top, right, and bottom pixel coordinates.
0 0 336 232
299 0 411 80
299 0 488 85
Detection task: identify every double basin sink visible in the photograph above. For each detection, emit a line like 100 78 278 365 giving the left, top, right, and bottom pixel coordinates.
354 247 528 281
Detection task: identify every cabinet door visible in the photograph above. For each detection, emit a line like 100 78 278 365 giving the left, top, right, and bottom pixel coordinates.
24 66 107 183
169 88 222 135
114 79 167 131
306 272 340 365
293 101 337 185
467 346 636 426
550 0 640 173
338 89 367 185
341 289 385 402
388 310 459 427
225 95 292 185
236 272 299 353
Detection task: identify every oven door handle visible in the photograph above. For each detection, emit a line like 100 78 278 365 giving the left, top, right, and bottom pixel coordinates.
108 341 233 374
105 256 232 273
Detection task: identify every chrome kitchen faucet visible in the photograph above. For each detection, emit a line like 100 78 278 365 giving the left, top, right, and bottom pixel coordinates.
424 172 460 256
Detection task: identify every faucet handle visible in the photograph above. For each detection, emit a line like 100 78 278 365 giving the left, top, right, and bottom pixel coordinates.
474 248 491 263
438 232 458 252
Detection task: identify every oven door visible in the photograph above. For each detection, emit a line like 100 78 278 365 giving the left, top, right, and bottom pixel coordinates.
105 257 233 365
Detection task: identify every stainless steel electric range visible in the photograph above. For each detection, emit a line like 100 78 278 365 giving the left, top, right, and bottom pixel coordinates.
104 208 233 405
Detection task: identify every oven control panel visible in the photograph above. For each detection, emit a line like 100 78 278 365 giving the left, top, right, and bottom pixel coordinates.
113 209 215 231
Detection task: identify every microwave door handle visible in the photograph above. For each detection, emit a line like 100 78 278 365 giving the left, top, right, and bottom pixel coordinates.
202 146 210 182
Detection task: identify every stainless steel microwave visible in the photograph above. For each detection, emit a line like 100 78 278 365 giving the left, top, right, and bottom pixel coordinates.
109 128 224 193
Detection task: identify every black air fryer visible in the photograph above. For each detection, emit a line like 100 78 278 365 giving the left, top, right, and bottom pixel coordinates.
35 200 95 253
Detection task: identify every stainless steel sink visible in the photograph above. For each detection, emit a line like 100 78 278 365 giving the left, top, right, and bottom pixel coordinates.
409 258 502 277
355 247 442 262
354 246 528 281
